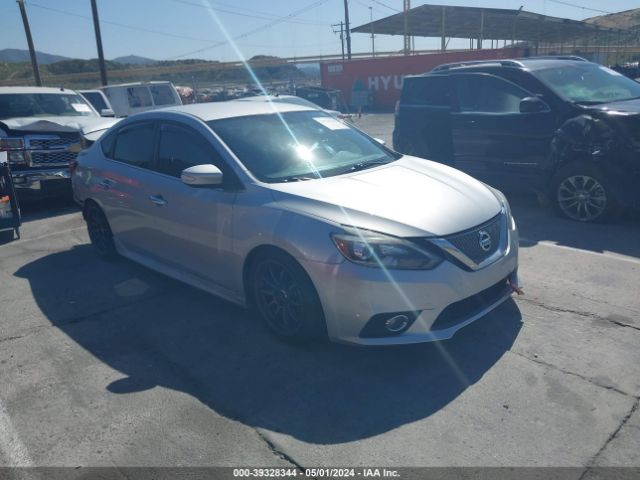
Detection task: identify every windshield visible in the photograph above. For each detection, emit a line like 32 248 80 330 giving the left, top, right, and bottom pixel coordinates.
0 93 97 120
208 111 399 183
532 64 640 104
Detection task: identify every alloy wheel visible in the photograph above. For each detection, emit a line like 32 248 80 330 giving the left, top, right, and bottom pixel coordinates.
254 259 305 337
557 174 607 222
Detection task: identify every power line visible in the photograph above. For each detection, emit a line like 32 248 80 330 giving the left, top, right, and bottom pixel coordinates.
165 0 329 60
351 0 387 16
370 0 400 13
169 0 331 26
544 0 613 15
28 2 222 44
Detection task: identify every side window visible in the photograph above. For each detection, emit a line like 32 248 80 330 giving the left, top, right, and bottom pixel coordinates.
150 86 175 106
157 124 220 178
126 87 152 108
112 123 155 169
402 76 451 107
455 75 530 113
100 129 117 158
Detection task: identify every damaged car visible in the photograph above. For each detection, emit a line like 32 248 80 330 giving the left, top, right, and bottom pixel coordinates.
394 56 640 222
0 86 120 199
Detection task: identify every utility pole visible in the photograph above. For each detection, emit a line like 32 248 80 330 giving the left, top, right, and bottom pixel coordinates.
343 0 351 60
369 6 375 58
90 0 108 86
16 0 41 86
403 0 411 55
332 22 345 60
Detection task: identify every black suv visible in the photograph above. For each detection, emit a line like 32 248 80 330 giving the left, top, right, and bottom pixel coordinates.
393 56 640 222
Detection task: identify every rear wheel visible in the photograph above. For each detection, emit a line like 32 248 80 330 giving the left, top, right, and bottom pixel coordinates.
85 202 117 259
551 164 617 222
250 250 326 343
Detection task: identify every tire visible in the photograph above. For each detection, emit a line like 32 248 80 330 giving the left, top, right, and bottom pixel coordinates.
551 163 618 222
84 202 118 259
0 229 14 243
249 250 327 343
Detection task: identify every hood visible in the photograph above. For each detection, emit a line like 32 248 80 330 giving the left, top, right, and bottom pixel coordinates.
585 98 640 116
0 116 120 136
267 156 502 238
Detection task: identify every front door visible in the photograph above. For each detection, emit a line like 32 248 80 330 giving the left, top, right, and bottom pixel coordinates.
137 121 237 293
450 73 555 189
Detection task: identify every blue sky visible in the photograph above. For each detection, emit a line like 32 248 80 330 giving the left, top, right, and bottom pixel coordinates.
0 0 637 62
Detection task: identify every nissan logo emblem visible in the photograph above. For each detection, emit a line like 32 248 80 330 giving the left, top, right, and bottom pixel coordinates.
478 230 492 252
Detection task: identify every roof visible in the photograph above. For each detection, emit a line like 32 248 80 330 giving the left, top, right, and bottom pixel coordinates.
430 56 593 73
100 81 175 89
0 86 79 95
352 3 634 43
153 99 314 121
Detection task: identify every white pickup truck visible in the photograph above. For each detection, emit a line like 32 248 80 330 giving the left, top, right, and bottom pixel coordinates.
0 86 119 199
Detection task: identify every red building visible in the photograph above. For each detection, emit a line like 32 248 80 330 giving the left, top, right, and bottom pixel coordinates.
321 47 523 109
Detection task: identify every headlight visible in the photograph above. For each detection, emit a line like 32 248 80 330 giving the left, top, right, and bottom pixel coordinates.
331 228 442 270
491 188 516 231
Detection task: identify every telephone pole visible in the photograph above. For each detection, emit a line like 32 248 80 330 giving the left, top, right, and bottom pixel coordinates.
343 0 351 60
90 0 108 86
332 22 345 60
16 0 41 86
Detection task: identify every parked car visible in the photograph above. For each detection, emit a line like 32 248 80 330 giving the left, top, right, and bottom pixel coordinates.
78 90 115 117
100 81 182 117
73 101 520 345
0 86 119 199
393 56 640 222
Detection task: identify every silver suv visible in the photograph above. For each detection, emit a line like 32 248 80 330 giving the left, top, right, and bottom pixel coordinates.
72 101 520 345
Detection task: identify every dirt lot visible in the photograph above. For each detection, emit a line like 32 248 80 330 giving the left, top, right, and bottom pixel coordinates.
0 114 639 477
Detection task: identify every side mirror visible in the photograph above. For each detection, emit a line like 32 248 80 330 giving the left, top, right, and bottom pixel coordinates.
100 109 115 117
374 137 386 146
181 164 223 187
519 96 549 114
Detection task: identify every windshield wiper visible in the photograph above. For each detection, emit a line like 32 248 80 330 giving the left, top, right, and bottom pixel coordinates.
346 158 394 173
280 175 317 183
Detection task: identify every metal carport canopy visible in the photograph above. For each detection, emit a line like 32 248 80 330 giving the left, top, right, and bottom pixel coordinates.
351 4 627 42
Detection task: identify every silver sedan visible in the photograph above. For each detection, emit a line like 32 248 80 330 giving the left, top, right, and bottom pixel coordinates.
72 101 520 346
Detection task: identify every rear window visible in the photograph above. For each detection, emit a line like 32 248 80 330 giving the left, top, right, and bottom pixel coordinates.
401 76 451 107
150 85 176 106
126 87 152 108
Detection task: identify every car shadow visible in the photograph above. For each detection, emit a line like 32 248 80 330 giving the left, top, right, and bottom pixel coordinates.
14 244 522 444
505 192 640 259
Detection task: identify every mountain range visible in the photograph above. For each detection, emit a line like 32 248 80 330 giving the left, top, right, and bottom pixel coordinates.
0 49 157 65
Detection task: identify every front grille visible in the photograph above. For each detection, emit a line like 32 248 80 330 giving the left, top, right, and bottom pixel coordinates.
430 276 511 331
445 214 502 265
31 151 78 166
29 137 72 149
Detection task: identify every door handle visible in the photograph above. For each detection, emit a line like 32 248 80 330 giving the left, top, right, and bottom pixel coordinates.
461 120 476 125
148 194 167 206
97 179 113 190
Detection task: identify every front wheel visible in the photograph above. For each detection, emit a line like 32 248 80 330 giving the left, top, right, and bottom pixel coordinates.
551 164 617 222
250 250 327 343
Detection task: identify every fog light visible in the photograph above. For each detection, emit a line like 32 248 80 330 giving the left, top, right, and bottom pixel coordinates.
384 314 409 333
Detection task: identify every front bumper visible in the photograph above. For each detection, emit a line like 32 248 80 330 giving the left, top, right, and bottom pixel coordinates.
300 231 519 346
12 168 71 196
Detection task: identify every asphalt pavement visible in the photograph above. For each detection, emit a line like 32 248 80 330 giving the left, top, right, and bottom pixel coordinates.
0 115 638 477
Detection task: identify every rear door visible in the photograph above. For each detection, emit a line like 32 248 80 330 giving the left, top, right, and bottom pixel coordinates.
95 121 159 253
450 72 555 188
394 75 454 165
